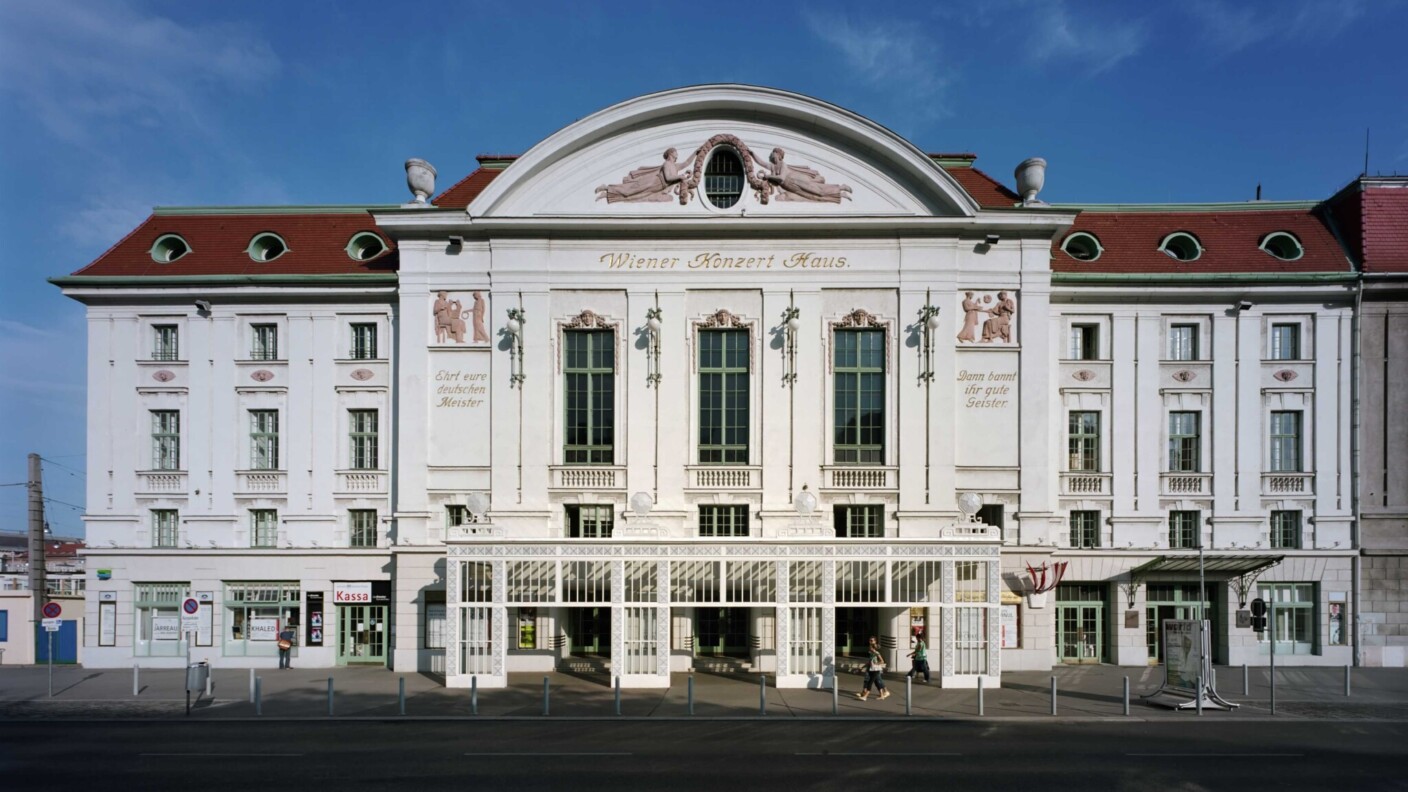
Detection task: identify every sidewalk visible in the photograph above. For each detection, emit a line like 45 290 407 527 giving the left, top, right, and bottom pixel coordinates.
2 663 1406 721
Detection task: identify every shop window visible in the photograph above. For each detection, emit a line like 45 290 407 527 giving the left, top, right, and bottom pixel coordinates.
1257 582 1316 655
134 583 187 657
225 582 301 657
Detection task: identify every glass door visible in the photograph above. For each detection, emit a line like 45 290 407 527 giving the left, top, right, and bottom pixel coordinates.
696 607 749 657
835 607 877 659
568 607 611 656
337 605 387 665
1055 584 1107 664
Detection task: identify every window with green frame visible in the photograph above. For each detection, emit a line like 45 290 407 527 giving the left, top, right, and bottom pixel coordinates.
350 323 378 360
152 324 179 361
1168 411 1201 472
152 509 179 548
1269 411 1302 472
833 328 885 464
251 323 279 360
349 409 378 470
1070 510 1100 548
834 505 884 538
134 582 188 657
564 330 615 464
1168 510 1200 549
566 504 613 538
250 509 278 548
1257 582 1316 654
699 504 750 538
1068 411 1100 471
349 509 377 548
151 410 180 471
249 409 279 470
1270 510 1301 549
698 329 749 464
225 582 301 657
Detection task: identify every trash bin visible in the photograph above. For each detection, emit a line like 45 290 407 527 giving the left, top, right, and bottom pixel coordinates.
186 661 209 692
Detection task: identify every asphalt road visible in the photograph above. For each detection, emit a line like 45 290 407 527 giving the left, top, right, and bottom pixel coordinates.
2 720 1405 791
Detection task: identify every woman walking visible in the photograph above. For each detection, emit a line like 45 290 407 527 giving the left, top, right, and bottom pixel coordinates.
856 636 890 701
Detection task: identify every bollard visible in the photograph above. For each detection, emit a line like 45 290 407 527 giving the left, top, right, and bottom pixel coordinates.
1345 664 1352 697
906 677 912 717
832 675 839 715
1196 675 1203 716
206 666 213 697
1050 676 1057 716
614 675 621 716
133 665 139 698
978 675 984 717
471 676 478 716
688 676 694 716
328 677 335 717
255 676 262 716
399 676 406 716
543 676 550 716
1123 676 1130 716
250 668 256 703
759 675 766 717
1243 663 1249 696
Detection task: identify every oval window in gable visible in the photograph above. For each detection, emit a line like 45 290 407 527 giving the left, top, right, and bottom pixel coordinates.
703 148 745 209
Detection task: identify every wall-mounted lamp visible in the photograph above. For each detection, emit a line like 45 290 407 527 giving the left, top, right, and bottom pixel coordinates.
781 302 801 386
984 233 1001 245
448 235 464 252
1236 300 1253 312
194 299 212 316
918 293 941 383
506 307 526 387
645 305 662 387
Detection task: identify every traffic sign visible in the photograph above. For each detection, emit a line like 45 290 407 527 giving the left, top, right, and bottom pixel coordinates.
42 618 61 631
180 597 201 632
41 601 62 619
182 597 200 615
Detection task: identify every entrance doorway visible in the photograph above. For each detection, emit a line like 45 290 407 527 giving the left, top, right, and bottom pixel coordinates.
336 605 387 665
695 607 749 657
1055 584 1106 663
568 607 611 656
835 607 877 659
1145 583 1216 664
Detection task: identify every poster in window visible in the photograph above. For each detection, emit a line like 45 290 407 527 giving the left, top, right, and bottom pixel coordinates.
99 601 117 646
999 604 1019 648
306 592 324 647
518 607 537 649
197 602 213 646
152 616 180 641
249 618 280 641
1329 602 1346 645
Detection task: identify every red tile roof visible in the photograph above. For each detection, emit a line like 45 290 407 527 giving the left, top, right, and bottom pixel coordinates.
68 212 397 277
1051 208 1349 274
941 166 1020 209
1362 187 1408 273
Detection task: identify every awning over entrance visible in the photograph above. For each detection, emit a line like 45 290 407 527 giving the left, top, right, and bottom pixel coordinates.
1130 555 1283 578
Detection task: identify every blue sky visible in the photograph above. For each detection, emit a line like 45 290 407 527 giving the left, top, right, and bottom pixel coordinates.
2 0 1405 537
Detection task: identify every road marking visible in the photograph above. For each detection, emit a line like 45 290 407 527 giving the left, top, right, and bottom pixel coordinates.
464 752 633 757
1126 753 1303 758
797 752 964 757
142 753 305 757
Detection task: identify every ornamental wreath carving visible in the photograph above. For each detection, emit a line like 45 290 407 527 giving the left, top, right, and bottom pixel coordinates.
596 137 851 205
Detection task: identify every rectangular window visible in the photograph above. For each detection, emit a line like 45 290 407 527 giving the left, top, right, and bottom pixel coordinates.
152 325 179 361
1257 582 1316 654
698 329 750 464
446 505 469 528
424 594 447 649
1168 510 1200 549
1270 510 1301 550
349 409 379 470
1269 411 1302 472
152 509 179 548
225 582 301 658
1070 510 1100 549
1068 324 1099 360
251 323 279 361
351 323 378 360
1168 412 1201 472
1067 411 1101 471
833 505 884 538
1168 324 1198 361
349 509 377 548
249 410 279 470
151 410 180 470
0 610 7 642
564 330 615 464
699 504 750 538
134 583 186 657
1270 323 1300 361
978 504 1006 540
566 504 614 538
250 509 278 548
833 329 885 464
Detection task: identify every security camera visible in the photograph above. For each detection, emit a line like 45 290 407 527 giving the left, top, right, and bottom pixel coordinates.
194 299 212 314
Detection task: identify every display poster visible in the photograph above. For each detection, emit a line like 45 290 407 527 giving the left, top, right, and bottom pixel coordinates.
999 604 1019 648
307 592 325 647
249 618 280 641
197 603 213 647
152 616 180 641
1162 620 1204 692
372 581 391 605
99 601 117 646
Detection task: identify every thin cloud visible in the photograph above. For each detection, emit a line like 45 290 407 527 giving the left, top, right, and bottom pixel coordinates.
1027 2 1147 74
803 10 951 119
1185 0 1368 54
0 320 59 340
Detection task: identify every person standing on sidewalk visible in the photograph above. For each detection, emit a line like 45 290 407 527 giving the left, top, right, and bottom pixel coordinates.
856 636 890 701
906 632 930 683
277 622 297 670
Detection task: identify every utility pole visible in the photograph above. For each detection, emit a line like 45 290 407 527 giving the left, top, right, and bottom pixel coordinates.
28 453 46 626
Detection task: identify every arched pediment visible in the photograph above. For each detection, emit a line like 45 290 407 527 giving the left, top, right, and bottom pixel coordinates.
468 85 979 219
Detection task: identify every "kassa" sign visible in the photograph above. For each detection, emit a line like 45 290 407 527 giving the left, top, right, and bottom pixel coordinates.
333 582 372 603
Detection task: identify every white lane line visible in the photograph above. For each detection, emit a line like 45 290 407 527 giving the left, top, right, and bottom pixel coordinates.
1126 753 1303 758
796 752 964 757
140 749 305 755
464 752 633 757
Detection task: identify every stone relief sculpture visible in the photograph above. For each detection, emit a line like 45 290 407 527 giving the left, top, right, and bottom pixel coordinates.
754 147 852 203
471 292 490 343
956 291 1018 344
433 291 488 345
595 148 693 203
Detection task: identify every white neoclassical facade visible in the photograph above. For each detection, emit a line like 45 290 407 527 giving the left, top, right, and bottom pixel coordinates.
59 86 1368 684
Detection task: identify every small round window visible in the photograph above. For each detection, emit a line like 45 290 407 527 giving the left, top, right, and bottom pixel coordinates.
1061 232 1103 261
150 234 191 263
345 232 387 261
1159 232 1203 262
702 148 745 209
1260 232 1303 261
247 232 288 262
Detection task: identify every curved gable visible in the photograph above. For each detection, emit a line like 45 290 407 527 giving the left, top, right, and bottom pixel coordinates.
468 85 979 219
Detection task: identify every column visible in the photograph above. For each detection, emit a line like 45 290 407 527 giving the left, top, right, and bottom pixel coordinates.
774 560 790 677
822 559 836 689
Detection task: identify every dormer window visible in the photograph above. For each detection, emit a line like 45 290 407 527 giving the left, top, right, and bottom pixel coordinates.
247 232 288 262
1259 232 1304 261
1061 232 1103 261
702 148 745 209
1158 232 1203 262
346 232 388 261
150 234 191 263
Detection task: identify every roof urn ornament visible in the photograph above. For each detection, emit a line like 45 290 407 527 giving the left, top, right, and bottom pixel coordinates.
1014 157 1047 206
405 158 438 206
